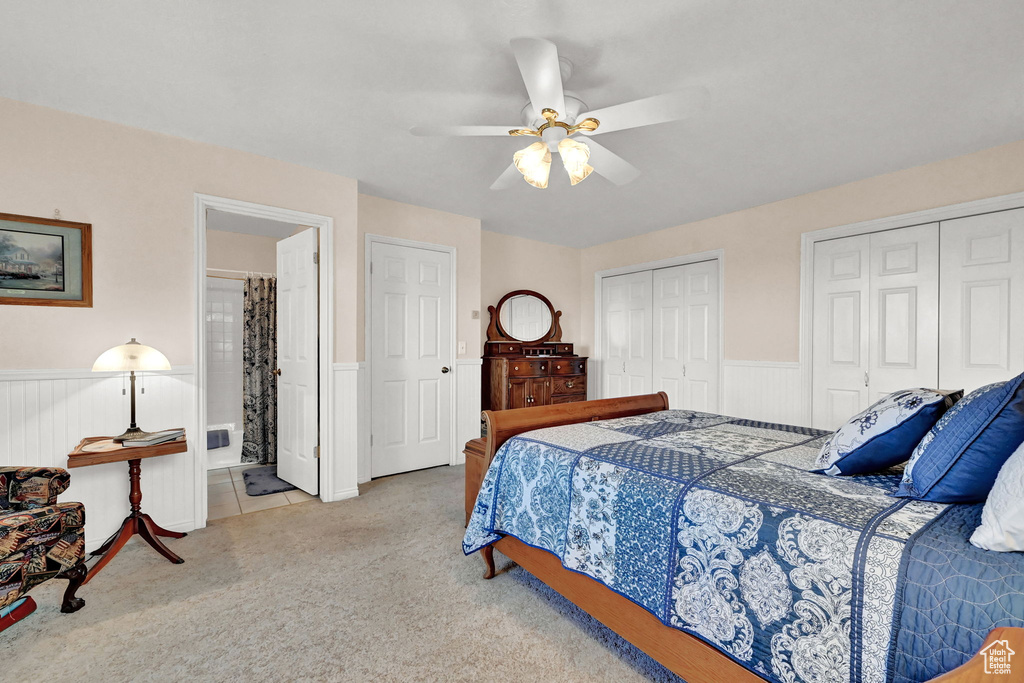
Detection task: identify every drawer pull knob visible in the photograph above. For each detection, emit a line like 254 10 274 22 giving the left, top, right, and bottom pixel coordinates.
556 365 561 369
514 366 519 370
567 381 574 388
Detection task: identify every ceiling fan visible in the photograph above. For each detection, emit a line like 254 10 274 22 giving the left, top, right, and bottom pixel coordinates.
411 37 708 190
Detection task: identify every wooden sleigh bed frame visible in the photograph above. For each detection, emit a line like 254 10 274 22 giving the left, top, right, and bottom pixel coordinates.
465 393 1010 683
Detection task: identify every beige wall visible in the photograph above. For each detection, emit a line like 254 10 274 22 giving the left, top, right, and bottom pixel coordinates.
0 97 359 369
579 139 1024 361
357 194 481 361
480 230 582 354
206 229 280 274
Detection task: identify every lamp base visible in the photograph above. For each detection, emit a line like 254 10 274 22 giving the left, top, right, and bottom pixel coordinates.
112 427 155 443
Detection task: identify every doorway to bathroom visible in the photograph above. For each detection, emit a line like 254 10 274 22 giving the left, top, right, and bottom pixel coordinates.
193 195 335 527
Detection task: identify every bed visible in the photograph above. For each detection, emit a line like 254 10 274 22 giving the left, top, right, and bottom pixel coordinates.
463 394 1024 683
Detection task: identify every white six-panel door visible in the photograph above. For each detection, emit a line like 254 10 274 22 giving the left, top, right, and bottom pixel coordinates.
940 208 1024 393
370 241 452 478
653 261 720 411
812 234 872 429
276 228 320 495
867 224 939 402
602 270 653 399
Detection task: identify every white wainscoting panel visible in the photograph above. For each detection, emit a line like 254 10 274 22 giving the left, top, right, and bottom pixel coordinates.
455 359 482 464
722 361 805 425
0 367 196 552
333 362 362 499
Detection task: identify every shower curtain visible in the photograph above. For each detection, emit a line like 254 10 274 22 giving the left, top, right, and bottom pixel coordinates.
241 275 278 465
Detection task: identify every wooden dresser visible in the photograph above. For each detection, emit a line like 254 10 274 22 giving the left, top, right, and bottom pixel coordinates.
480 289 588 412
482 343 587 410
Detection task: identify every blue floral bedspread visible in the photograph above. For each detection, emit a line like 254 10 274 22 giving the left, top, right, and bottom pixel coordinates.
463 410 952 683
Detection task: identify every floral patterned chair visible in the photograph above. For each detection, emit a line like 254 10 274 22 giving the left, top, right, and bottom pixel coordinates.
0 467 87 631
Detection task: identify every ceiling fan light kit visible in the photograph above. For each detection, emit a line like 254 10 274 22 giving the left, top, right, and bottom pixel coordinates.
410 37 707 190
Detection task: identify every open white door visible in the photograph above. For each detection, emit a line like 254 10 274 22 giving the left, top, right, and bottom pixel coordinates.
370 241 453 478
276 228 319 495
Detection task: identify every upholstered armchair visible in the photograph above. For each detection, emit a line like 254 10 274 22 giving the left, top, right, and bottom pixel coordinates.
0 466 87 629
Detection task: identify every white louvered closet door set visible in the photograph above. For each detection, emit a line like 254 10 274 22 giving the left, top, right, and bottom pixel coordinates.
602 260 721 412
812 208 1024 430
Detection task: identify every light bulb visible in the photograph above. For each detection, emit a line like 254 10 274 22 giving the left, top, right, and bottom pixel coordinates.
558 138 594 186
513 141 551 189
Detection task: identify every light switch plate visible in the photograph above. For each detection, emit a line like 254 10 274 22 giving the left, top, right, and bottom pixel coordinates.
471 310 479 319
458 341 467 354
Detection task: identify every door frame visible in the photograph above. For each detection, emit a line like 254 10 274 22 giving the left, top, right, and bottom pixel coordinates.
592 249 725 409
193 193 336 528
364 233 459 480
798 189 1024 426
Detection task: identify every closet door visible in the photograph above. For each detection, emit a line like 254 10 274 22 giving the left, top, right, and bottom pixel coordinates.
602 271 653 398
812 235 870 429
940 208 1024 393
653 261 720 412
867 224 939 402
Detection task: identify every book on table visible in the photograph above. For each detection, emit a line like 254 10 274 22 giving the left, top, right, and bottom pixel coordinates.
122 429 185 448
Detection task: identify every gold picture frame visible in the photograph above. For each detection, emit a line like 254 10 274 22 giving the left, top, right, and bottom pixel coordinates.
0 212 93 307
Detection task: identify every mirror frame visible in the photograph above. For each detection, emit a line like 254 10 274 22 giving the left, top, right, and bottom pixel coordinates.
486 289 562 343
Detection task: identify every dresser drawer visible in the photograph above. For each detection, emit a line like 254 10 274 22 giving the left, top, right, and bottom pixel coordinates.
551 359 587 375
493 343 522 355
554 343 573 355
508 360 550 376
552 376 586 395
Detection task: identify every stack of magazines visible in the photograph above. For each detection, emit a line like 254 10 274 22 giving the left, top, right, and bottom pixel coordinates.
123 428 185 448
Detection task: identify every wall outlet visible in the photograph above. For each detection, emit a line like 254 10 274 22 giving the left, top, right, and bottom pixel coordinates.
471 310 479 319
458 341 467 354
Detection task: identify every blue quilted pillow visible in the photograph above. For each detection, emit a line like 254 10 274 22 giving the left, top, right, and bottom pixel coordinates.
895 372 1024 503
815 388 961 476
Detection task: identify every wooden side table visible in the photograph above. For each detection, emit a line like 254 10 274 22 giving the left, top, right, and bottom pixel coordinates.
68 432 189 584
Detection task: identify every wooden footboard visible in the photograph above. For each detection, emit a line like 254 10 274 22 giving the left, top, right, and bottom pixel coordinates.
465 393 986 683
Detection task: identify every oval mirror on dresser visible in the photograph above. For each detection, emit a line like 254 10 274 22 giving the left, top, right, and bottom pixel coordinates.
482 289 587 413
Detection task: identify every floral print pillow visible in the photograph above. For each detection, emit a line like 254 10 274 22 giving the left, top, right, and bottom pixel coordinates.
816 388 961 476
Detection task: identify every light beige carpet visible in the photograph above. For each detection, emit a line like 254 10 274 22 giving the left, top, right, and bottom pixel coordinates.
3 464 680 682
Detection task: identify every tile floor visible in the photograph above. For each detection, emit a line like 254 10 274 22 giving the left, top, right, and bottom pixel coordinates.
207 464 318 519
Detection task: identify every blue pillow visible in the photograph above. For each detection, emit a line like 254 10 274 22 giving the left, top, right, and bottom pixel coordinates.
895 372 1024 503
815 388 961 476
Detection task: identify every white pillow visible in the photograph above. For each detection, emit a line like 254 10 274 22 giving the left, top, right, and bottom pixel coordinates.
971 441 1024 552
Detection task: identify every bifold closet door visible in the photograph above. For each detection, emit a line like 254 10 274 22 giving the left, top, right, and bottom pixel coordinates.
653 261 720 411
940 208 1024 393
867 224 939 402
812 225 939 429
812 235 871 429
602 270 653 399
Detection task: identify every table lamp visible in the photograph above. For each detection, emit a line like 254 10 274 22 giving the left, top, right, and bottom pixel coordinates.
92 338 171 441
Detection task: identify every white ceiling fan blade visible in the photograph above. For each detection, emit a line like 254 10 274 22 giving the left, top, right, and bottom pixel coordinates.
490 163 522 190
510 37 566 120
410 125 517 137
585 139 640 186
578 86 710 135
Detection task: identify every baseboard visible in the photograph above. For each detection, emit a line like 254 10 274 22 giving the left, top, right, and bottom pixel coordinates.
332 486 360 501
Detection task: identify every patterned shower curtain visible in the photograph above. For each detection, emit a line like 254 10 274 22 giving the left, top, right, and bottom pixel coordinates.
241 276 278 465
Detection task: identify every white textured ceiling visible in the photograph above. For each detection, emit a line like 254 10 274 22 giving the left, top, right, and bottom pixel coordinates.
2 1 1023 247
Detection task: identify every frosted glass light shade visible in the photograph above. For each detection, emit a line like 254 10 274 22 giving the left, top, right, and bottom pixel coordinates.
92 338 171 372
513 141 551 189
558 138 594 186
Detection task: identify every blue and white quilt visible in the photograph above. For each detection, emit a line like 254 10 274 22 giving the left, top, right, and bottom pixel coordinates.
463 410 956 683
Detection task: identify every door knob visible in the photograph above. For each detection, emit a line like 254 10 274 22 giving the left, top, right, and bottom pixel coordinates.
273 369 282 376
441 366 450 374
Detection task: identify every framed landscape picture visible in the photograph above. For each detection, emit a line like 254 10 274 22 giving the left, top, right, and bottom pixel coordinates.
0 212 92 307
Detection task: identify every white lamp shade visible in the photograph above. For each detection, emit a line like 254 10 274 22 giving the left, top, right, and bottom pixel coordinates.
558 137 594 186
92 338 171 372
513 141 552 189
